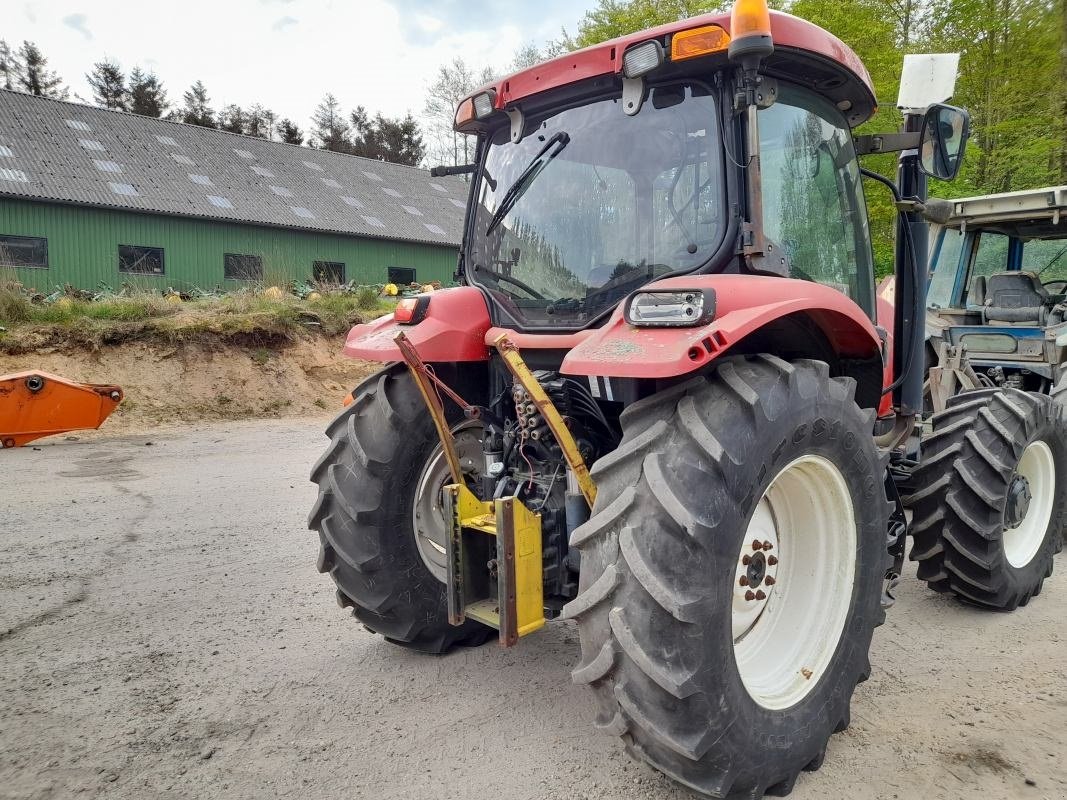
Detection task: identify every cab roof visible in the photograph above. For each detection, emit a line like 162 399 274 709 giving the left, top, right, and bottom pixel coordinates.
479 10 877 128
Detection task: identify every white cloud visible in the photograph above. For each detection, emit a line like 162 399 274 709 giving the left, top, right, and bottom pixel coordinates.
5 0 595 131
62 13 92 41
271 14 298 32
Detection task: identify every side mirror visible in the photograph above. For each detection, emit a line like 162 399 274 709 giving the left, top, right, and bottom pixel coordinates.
919 104 969 180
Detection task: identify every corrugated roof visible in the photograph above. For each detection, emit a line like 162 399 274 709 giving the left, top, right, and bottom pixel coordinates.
0 89 467 247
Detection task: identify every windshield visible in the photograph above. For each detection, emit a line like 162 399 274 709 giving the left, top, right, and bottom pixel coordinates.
466 83 724 328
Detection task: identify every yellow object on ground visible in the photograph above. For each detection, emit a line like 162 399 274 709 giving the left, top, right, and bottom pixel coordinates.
165 294 182 305
383 283 399 296
55 297 74 310
263 286 285 300
421 284 435 294
307 292 322 302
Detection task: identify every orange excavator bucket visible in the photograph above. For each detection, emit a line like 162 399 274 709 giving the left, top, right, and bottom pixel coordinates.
0 371 123 448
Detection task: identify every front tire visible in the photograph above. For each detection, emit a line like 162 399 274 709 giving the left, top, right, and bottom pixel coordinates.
904 389 1066 609
308 368 493 653
564 356 889 798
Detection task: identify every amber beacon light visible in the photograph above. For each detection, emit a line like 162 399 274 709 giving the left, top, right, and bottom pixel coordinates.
728 0 774 65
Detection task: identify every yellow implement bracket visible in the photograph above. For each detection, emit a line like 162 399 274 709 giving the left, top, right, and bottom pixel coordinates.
492 333 597 507
393 331 463 484
444 483 545 647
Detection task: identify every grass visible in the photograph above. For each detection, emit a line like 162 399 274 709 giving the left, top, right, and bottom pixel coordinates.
0 281 396 353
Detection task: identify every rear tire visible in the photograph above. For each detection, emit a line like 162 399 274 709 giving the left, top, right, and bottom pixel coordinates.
564 356 889 798
904 389 1066 610
308 367 493 654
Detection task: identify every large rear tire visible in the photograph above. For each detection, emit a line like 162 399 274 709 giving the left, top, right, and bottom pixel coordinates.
308 368 494 654
904 389 1066 609
564 356 889 798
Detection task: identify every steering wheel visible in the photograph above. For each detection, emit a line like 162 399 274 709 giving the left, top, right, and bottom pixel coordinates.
479 267 546 300
1042 279 1067 294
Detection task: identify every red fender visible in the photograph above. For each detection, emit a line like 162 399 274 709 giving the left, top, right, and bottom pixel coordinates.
560 275 884 379
343 286 492 363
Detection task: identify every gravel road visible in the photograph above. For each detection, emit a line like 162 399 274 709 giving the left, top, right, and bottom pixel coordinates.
2 420 1065 800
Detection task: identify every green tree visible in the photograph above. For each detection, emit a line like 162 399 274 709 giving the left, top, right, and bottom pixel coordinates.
245 104 275 139
16 41 68 98
219 104 247 134
311 93 351 152
86 59 127 110
351 107 425 165
181 80 216 127
128 68 167 117
276 118 304 145
0 40 18 91
563 0 729 48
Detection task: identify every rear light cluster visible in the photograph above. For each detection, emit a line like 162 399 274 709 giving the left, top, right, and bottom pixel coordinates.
394 296 431 325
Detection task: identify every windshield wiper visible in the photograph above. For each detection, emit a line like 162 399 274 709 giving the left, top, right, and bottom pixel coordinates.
485 131 570 236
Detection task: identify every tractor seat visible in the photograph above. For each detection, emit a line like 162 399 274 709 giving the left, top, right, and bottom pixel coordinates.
982 271 1050 325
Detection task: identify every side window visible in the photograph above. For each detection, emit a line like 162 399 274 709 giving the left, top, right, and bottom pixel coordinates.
963 232 1009 305
760 85 875 315
1022 239 1067 285
927 228 965 308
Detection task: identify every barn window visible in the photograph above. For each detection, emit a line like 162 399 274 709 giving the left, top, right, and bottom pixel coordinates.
0 234 48 269
224 253 263 281
388 266 416 285
313 260 345 284
118 244 164 275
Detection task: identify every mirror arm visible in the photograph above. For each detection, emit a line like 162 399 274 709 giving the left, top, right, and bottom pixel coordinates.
430 164 477 177
854 131 922 156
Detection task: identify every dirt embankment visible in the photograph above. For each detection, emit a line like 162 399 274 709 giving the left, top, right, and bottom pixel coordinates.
0 334 378 434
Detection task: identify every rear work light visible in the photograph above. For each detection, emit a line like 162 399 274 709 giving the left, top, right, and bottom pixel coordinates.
622 40 665 78
472 90 496 119
624 289 716 327
671 24 731 62
394 296 431 325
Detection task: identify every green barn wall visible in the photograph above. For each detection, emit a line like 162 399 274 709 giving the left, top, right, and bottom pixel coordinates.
0 199 459 291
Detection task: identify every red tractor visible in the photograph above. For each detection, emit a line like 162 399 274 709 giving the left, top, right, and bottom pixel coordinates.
309 1 1066 796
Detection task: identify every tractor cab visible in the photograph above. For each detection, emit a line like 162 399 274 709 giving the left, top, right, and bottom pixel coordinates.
926 186 1067 394
452 11 882 331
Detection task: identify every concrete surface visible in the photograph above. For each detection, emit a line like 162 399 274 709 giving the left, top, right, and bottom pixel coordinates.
1 420 1065 800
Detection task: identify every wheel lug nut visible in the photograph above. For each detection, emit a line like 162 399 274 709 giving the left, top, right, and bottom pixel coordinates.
739 576 749 586
755 590 767 600
764 576 776 586
752 539 763 551
745 590 756 601
742 555 752 565
767 555 778 566
762 540 773 551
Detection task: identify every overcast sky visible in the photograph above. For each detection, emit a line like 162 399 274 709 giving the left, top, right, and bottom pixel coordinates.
5 0 596 130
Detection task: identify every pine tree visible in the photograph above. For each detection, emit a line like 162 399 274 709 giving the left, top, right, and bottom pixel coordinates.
128 68 167 117
0 40 17 91
245 104 275 139
16 41 68 98
219 104 247 134
181 80 215 128
86 59 127 110
311 93 351 152
276 119 303 145
351 107 424 166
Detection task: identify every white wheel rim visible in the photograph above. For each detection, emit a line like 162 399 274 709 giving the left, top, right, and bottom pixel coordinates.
1004 440 1055 568
733 455 857 711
